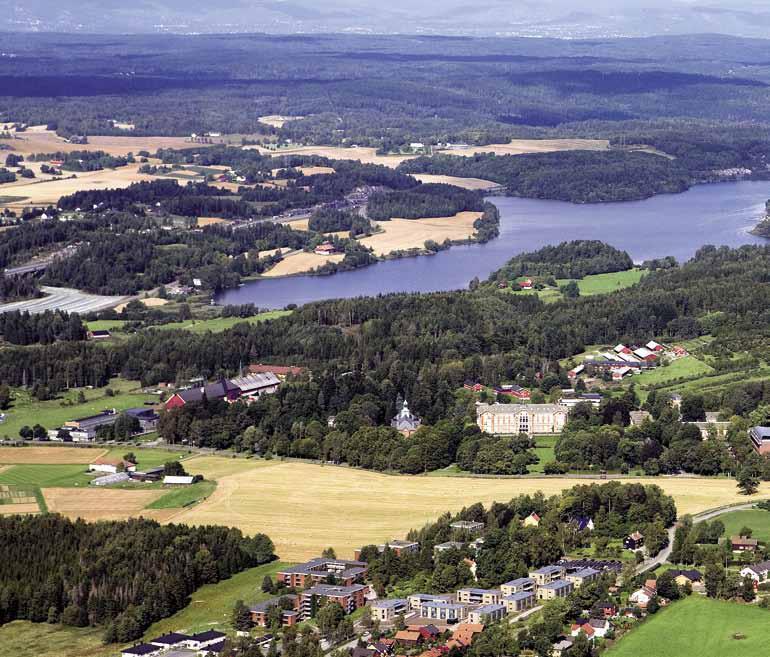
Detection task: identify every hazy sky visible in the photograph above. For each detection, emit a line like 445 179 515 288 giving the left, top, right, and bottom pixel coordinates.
3 0 770 37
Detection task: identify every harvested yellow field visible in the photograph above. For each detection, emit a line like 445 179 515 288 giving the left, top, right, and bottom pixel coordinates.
114 296 169 313
360 211 482 256
0 447 107 464
43 487 164 522
0 129 211 157
197 216 231 226
256 247 292 259
0 503 39 515
168 459 770 561
0 164 155 211
412 174 499 190
258 115 305 128
261 251 344 277
249 145 415 169
287 217 310 231
443 138 609 157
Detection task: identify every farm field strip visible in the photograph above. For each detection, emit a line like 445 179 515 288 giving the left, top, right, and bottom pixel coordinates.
360 212 482 256
411 174 500 190
168 459 770 561
43 486 164 521
0 446 108 465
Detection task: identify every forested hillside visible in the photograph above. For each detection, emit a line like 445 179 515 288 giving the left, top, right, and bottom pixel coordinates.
0 515 274 643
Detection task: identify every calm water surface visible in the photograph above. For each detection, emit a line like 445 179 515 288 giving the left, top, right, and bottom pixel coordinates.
215 181 769 309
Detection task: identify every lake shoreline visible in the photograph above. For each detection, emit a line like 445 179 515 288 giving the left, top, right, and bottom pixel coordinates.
214 181 770 310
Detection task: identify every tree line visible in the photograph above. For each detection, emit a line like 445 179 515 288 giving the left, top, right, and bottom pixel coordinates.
0 515 274 643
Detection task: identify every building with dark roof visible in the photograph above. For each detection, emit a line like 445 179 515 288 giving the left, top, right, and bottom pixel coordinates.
165 379 241 409
277 558 368 588
149 632 191 648
121 645 162 657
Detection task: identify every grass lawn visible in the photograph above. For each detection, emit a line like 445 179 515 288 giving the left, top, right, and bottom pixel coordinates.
529 435 557 473
608 596 770 657
0 621 114 657
148 480 217 509
0 464 94 488
0 378 156 440
719 508 770 544
565 269 646 296
153 310 291 334
143 561 289 637
633 356 714 388
84 319 129 331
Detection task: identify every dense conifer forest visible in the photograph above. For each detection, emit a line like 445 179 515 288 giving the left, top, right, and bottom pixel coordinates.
0 515 274 643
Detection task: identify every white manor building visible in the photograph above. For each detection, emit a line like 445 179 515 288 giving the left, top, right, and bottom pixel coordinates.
476 403 569 435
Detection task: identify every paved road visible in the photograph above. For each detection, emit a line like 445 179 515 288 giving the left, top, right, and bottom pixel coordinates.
637 501 760 574
0 285 127 314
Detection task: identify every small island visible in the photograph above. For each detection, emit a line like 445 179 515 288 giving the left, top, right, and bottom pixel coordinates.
750 199 770 237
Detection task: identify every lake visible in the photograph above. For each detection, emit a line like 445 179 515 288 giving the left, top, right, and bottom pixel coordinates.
215 181 770 309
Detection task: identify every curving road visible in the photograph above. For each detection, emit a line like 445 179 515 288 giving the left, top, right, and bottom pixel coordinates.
637 501 761 574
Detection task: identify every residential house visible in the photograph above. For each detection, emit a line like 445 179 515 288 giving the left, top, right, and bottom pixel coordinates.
456 588 501 605
749 426 770 455
500 577 535 596
502 591 536 613
731 535 758 552
551 638 573 657
314 241 338 255
536 579 573 600
646 341 665 352
569 623 595 641
668 569 703 588
468 604 506 624
394 630 422 648
570 516 595 532
463 381 484 393
613 344 632 355
391 400 422 437
476 403 569 435
370 598 408 622
739 560 770 586
591 602 617 619
88 457 137 475
447 623 484 649
518 278 533 290
587 618 610 638
529 565 566 586
523 512 541 527
450 520 485 533
623 531 644 550
277 558 368 588
412 625 441 641
629 580 657 608
566 567 600 588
